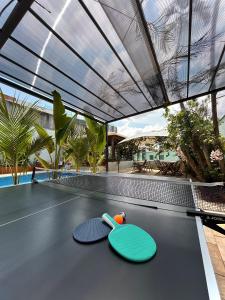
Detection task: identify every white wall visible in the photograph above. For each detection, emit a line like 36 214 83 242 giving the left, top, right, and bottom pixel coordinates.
30 129 55 164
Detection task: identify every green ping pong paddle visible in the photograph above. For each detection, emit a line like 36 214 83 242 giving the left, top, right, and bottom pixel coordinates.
102 213 157 262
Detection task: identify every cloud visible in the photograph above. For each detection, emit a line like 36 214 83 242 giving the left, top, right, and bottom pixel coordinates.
114 95 225 138
114 108 167 137
117 121 166 138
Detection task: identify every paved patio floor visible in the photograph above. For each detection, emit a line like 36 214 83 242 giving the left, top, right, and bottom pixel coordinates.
205 225 225 300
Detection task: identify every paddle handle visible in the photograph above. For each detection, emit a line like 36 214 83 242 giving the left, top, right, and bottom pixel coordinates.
102 213 119 229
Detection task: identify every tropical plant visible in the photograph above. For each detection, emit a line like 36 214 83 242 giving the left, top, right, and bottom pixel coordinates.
0 91 51 184
164 99 225 181
65 135 89 172
85 117 106 173
35 90 76 178
211 92 225 175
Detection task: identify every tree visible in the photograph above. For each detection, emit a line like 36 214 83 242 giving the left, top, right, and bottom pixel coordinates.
85 117 106 174
0 91 50 184
164 99 224 181
116 139 141 162
35 90 76 178
211 92 225 177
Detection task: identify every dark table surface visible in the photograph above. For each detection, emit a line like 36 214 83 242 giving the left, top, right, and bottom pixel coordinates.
0 183 212 300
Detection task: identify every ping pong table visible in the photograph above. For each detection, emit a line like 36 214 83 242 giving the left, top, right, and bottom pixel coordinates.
0 174 222 300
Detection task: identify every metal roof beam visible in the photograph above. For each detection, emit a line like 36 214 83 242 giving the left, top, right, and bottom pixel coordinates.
208 45 225 92
186 0 193 98
0 54 112 121
107 85 225 123
9 36 124 117
0 0 34 49
78 0 152 108
29 8 138 113
135 0 170 105
0 75 106 123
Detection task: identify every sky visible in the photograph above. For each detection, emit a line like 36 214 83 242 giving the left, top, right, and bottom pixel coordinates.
1 83 225 138
111 108 167 138
111 92 225 138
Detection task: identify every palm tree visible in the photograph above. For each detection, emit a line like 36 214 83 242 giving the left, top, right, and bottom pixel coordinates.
85 117 106 174
0 91 51 185
35 90 77 178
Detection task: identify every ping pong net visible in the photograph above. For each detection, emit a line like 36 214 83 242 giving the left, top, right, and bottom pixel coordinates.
52 174 225 235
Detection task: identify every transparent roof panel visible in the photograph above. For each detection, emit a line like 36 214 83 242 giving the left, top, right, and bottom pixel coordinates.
11 11 135 115
0 71 107 121
1 0 225 122
2 39 123 119
1 55 34 85
189 0 225 97
0 71 53 101
0 0 17 29
31 0 153 111
83 0 156 107
99 0 166 106
142 0 189 101
214 50 225 90
0 55 112 122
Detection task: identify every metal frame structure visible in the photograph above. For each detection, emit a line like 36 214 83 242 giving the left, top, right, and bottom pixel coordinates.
106 85 225 123
29 8 138 114
8 37 125 118
0 76 105 124
77 0 152 108
135 0 170 105
0 0 225 177
105 124 109 172
0 0 35 49
0 54 112 121
1 0 225 125
209 45 225 92
186 0 193 98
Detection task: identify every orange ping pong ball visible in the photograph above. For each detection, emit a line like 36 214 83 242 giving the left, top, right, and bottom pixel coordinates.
113 214 124 224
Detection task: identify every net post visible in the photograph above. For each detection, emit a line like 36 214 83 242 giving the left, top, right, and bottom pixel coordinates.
31 159 39 184
31 166 37 184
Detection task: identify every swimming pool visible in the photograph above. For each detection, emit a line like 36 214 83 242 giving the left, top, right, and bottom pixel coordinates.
0 171 77 188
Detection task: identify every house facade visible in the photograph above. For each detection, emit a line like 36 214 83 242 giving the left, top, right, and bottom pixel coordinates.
219 115 225 137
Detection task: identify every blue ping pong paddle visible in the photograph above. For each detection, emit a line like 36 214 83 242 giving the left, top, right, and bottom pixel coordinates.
102 213 157 262
73 218 111 243
73 212 126 243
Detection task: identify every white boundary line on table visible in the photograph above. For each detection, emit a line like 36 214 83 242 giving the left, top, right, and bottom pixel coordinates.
0 196 77 228
195 217 221 300
190 179 221 300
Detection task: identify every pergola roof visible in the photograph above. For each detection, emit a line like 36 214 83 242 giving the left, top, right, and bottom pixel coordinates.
1 0 225 123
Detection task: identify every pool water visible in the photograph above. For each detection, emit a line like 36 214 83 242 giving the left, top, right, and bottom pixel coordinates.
0 172 77 188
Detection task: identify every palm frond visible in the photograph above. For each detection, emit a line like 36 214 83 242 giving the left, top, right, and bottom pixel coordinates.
34 123 54 154
26 136 52 157
35 154 52 169
0 92 41 184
